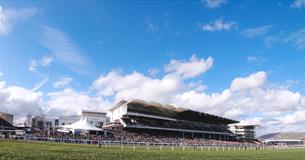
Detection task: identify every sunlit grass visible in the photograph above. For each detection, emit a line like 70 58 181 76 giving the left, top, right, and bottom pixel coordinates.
1 140 305 160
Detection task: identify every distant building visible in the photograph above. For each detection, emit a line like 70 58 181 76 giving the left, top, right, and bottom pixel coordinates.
30 116 58 135
0 112 14 125
24 110 107 135
25 113 33 127
81 110 107 128
31 116 45 131
264 139 304 146
229 123 258 141
58 115 80 126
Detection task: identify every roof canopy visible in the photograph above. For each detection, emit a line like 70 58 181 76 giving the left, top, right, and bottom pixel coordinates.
110 99 239 125
59 117 102 132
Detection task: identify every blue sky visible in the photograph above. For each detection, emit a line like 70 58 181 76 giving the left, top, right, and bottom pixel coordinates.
1 0 305 134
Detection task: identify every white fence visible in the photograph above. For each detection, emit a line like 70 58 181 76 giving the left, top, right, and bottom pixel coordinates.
2 135 304 150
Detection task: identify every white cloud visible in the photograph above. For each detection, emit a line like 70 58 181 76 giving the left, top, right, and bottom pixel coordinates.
46 88 110 116
201 0 227 9
145 19 158 34
285 28 305 50
0 80 5 88
28 60 37 72
0 81 110 119
176 89 232 112
239 117 263 126
165 55 213 79
42 26 90 73
263 35 281 48
0 81 43 117
28 57 51 91
53 76 73 88
0 67 3 77
93 70 181 103
230 71 267 91
259 28 305 50
224 107 244 118
201 18 238 32
41 56 53 66
276 110 305 125
0 6 36 36
241 25 273 38
28 56 53 72
93 55 212 103
291 0 305 9
148 68 159 77
246 56 266 65
188 81 207 92
228 88 301 113
32 75 49 91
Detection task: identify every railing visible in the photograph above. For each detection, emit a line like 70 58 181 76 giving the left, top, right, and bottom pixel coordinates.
1 135 304 150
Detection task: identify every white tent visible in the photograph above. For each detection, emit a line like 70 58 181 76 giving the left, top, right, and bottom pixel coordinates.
58 117 102 134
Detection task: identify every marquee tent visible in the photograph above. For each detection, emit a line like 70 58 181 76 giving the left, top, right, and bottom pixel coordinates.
58 117 102 134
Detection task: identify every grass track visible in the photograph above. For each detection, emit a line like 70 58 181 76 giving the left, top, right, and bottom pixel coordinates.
1 140 305 160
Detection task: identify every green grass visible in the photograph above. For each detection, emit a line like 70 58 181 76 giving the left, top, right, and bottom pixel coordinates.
1 140 305 160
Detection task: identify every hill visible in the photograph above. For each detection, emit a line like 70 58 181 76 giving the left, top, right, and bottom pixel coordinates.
259 132 305 140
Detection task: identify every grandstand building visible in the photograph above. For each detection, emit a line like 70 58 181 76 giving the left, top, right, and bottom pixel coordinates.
107 99 239 141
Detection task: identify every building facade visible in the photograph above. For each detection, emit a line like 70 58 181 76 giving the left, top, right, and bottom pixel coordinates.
58 115 80 126
0 112 14 125
229 124 258 141
25 110 107 134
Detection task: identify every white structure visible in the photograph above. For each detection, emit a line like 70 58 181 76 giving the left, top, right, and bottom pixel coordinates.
108 100 129 123
58 115 80 126
25 113 33 127
229 123 258 141
58 117 102 134
58 110 106 128
81 110 107 128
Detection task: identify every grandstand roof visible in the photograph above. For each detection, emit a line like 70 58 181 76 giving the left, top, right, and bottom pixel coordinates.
108 99 129 111
163 104 176 110
109 99 239 125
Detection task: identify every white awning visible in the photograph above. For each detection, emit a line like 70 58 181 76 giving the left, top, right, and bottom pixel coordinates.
59 117 102 132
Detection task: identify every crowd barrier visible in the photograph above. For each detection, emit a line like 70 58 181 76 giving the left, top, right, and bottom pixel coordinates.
1 135 304 150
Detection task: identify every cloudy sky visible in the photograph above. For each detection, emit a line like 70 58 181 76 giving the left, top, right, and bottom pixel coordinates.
1 0 305 135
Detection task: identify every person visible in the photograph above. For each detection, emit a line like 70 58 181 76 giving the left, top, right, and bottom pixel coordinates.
98 140 101 148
